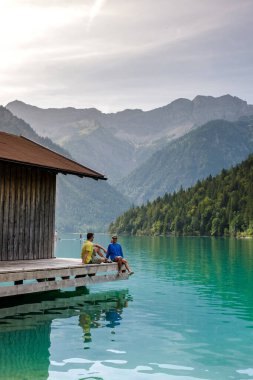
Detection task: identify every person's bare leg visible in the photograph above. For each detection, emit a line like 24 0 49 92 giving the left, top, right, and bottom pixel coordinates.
122 259 134 275
122 259 133 273
95 247 106 263
121 259 129 272
115 257 122 273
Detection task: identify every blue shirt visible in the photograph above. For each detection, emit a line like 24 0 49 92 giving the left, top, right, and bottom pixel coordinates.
106 243 123 261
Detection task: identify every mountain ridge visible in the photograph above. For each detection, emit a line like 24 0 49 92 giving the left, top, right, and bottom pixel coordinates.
7 94 253 144
6 94 253 184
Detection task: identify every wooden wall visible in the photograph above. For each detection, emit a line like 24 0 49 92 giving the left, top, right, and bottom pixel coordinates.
0 161 56 260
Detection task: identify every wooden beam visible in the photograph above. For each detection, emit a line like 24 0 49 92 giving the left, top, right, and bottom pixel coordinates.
0 273 128 298
0 261 120 282
0 258 129 298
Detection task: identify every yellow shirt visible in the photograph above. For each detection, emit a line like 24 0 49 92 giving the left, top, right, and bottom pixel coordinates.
81 240 93 264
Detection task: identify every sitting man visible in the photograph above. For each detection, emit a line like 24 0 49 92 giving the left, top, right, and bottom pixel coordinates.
81 232 107 264
106 234 134 275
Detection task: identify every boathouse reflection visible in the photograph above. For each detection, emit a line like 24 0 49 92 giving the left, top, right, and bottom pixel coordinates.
0 287 130 380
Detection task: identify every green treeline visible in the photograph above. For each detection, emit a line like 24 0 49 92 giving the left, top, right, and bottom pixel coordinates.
109 155 253 237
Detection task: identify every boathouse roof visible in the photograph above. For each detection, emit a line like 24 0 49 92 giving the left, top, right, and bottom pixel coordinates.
0 131 106 180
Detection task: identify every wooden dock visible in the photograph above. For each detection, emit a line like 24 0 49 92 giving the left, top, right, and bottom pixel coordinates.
0 258 129 298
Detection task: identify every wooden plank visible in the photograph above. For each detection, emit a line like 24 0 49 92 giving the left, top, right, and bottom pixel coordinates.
0 262 120 281
2 164 10 260
0 273 128 298
0 259 125 282
18 166 26 260
7 165 16 260
24 167 32 260
44 172 51 258
0 264 119 281
28 167 36 259
0 258 119 271
48 175 56 258
38 171 46 259
13 166 21 260
35 168 42 259
0 162 4 260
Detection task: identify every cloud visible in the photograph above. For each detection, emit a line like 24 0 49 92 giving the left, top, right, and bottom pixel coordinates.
87 0 107 31
0 0 253 110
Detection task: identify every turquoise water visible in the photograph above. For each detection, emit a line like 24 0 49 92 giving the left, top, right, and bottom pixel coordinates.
1 235 253 380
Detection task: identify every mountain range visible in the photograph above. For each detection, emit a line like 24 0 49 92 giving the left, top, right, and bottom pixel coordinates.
4 94 253 228
7 95 253 184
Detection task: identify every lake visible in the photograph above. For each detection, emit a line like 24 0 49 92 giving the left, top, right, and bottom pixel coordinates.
1 235 253 380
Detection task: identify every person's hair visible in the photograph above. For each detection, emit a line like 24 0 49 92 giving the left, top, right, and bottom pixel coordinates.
87 232 94 240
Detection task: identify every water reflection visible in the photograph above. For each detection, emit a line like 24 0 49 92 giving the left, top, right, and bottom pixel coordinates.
105 309 122 328
0 287 130 380
56 234 253 380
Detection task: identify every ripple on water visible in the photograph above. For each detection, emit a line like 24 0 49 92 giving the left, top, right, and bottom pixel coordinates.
48 359 209 380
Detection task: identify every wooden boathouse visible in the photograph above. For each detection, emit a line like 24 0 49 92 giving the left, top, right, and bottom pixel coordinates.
0 132 128 298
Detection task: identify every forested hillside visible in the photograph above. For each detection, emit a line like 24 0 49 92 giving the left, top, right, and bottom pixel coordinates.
119 118 253 204
109 155 253 237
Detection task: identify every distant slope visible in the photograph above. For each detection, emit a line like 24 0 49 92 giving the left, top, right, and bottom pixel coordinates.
118 119 253 204
0 106 130 231
56 175 130 232
0 106 71 157
6 95 253 183
62 124 136 183
109 154 253 237
56 123 163 183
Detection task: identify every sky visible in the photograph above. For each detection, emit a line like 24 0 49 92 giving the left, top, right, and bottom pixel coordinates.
0 0 253 112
